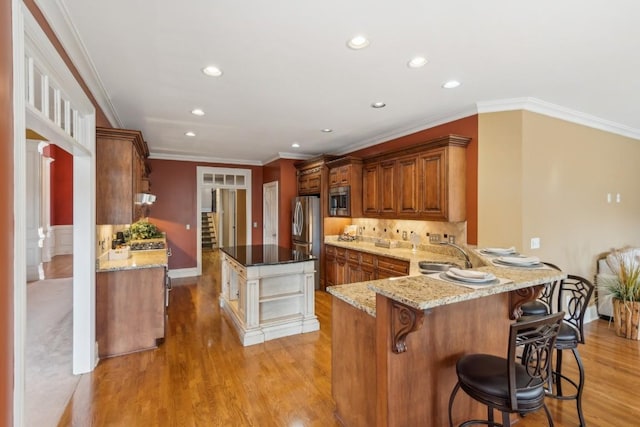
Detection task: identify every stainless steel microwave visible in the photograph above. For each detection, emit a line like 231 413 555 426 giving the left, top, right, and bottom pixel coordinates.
329 186 350 217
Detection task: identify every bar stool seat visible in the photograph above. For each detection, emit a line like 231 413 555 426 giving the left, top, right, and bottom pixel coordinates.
448 313 564 427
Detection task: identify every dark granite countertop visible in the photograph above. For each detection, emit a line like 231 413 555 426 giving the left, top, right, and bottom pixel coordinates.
221 245 315 267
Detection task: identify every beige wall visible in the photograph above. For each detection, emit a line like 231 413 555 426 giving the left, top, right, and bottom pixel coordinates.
479 110 640 278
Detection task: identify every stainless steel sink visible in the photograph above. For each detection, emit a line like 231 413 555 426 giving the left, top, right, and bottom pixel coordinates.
418 261 460 274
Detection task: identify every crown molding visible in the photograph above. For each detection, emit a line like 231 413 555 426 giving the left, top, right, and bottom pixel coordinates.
34 0 122 127
333 106 478 156
148 151 263 166
477 97 640 141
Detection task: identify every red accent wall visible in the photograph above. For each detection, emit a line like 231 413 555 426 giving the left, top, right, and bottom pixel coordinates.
0 0 13 423
347 115 479 244
49 145 74 225
147 159 264 270
263 158 298 247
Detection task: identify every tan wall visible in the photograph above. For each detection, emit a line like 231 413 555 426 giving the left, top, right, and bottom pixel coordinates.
479 110 640 278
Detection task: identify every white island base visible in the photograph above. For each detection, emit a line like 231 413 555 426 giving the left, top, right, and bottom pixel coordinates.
220 250 319 346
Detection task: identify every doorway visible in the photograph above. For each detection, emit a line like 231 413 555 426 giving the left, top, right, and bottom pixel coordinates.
13 4 97 425
263 181 278 246
196 167 252 275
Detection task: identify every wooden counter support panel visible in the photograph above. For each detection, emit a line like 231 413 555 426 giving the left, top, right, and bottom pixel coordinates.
375 292 512 426
332 298 377 427
391 301 424 354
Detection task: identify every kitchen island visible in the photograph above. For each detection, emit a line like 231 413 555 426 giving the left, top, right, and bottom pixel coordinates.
327 250 565 426
96 242 168 358
220 245 320 346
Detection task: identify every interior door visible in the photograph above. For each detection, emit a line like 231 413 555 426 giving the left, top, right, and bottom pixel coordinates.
263 181 278 246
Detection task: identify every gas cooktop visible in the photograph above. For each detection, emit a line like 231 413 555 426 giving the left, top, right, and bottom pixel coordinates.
130 241 166 251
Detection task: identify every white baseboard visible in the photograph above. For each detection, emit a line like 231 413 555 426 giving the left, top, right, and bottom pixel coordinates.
168 267 198 279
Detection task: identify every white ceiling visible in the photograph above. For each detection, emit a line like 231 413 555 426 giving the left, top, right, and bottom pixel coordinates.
43 0 640 164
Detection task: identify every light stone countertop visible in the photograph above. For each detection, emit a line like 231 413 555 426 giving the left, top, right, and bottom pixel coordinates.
324 236 474 275
96 249 168 272
326 239 565 316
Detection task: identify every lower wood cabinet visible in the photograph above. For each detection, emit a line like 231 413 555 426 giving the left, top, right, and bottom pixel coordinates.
325 244 409 286
96 267 166 358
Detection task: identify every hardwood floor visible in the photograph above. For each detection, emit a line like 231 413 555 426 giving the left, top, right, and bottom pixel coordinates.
57 250 640 426
42 254 73 279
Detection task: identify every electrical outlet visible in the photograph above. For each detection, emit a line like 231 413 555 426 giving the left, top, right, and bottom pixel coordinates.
429 233 441 243
530 237 540 249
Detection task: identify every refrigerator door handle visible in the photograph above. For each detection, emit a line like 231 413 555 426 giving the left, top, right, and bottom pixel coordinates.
293 201 303 236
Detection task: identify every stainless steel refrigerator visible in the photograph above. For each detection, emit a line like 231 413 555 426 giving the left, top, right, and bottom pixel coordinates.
292 195 320 289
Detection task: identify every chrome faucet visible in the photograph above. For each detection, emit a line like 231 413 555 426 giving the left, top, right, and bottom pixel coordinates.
439 241 473 268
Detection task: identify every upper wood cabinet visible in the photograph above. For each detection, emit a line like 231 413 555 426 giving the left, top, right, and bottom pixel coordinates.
327 156 363 217
295 155 337 196
96 127 150 225
362 134 470 221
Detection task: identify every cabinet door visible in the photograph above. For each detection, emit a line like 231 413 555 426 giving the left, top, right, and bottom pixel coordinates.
325 246 337 287
419 148 446 219
379 161 396 214
335 248 347 285
329 169 339 187
346 261 361 284
397 156 419 215
362 164 379 215
338 165 351 185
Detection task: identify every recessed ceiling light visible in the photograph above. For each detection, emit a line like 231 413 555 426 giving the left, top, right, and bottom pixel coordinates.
408 56 428 68
442 80 461 89
191 108 205 116
185 131 196 137
347 35 370 50
321 128 333 133
371 102 386 108
202 66 223 77
291 143 300 148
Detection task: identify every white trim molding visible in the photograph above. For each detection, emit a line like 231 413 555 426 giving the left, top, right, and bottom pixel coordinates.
477 97 640 141
32 0 121 127
168 267 198 279
51 224 74 256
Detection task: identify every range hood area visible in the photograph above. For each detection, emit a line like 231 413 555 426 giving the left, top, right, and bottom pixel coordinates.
135 193 156 205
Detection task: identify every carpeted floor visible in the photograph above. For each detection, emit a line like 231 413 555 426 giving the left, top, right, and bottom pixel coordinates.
26 277 80 427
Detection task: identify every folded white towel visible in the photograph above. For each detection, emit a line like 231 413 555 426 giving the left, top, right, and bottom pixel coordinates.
483 246 516 255
499 256 540 265
449 267 491 279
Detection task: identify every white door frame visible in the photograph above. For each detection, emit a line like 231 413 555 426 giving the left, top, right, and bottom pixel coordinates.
263 181 278 246
195 166 252 276
13 3 97 425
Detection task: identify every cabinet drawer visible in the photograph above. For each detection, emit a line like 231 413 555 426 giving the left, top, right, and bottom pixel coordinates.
377 256 409 275
326 245 336 256
346 251 360 263
336 247 347 258
360 252 375 267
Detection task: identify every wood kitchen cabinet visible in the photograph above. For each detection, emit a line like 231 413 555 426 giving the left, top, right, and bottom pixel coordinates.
96 266 166 358
96 127 150 225
324 244 409 285
327 156 363 217
362 134 470 221
362 160 396 215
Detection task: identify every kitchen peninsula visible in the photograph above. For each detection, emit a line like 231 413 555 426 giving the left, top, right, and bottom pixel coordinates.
220 245 320 346
327 247 565 426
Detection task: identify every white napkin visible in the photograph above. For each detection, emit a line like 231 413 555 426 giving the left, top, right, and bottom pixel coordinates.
483 246 516 255
448 267 492 279
499 256 540 265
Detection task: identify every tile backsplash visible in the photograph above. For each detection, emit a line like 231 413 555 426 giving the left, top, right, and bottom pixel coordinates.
96 224 130 256
348 218 467 246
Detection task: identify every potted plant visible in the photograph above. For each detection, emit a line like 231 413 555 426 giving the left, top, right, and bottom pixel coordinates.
129 219 162 240
602 249 640 340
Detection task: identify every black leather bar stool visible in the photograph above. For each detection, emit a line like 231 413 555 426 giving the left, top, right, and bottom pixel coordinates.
448 312 564 427
546 275 594 427
520 262 561 316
